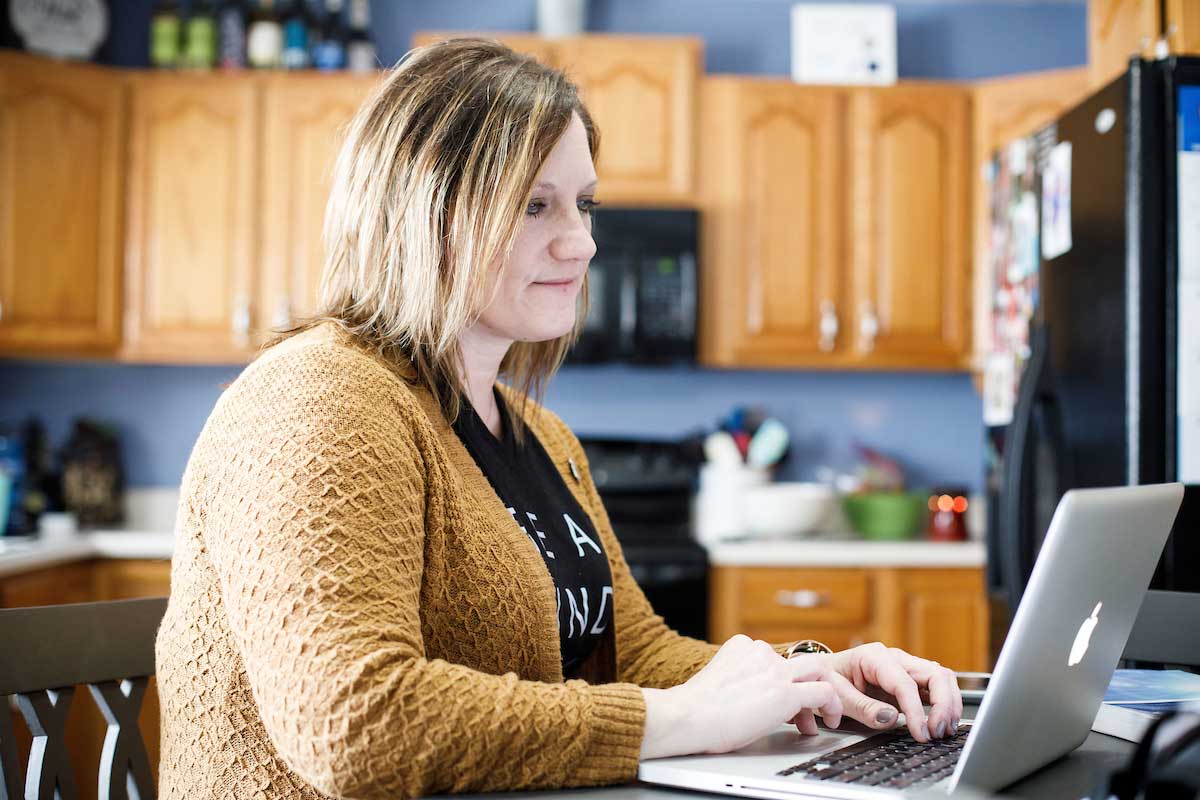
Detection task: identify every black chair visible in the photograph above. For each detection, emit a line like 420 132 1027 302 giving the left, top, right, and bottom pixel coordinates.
1123 590 1200 667
0 597 167 800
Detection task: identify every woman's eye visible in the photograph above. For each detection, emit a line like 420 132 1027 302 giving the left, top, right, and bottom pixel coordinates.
526 199 546 217
578 198 600 215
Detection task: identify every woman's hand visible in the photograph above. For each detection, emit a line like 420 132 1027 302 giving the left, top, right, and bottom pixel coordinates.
790 642 963 744
640 634 843 759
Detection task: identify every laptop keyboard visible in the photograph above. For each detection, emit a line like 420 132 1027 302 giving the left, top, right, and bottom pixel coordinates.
776 725 968 790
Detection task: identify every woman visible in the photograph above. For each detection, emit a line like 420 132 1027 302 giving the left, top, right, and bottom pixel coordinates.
155 38 962 799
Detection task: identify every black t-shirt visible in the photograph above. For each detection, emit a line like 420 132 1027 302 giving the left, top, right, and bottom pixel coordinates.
452 390 614 677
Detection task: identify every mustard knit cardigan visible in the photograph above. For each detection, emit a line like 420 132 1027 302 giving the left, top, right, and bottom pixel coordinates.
154 323 724 799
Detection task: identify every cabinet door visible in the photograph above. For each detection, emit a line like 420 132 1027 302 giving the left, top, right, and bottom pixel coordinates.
557 37 700 206
259 74 378 335
1089 0 1160 88
1166 0 1200 53
698 79 846 367
0 54 124 355
873 568 989 672
849 86 971 368
123 75 258 363
970 69 1090 374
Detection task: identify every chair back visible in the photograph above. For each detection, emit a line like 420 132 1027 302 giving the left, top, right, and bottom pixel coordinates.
0 597 167 800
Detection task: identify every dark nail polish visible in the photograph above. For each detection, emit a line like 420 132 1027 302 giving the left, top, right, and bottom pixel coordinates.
876 707 897 725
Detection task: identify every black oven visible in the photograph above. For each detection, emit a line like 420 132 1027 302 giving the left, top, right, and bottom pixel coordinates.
579 436 709 642
569 208 698 365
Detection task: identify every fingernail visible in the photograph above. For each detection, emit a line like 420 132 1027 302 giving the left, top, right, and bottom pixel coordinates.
875 707 897 725
921 721 931 741
934 720 946 739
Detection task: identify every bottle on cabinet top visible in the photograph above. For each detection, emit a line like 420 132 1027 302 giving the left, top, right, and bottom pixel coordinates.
183 0 218 69
217 0 248 69
150 0 182 68
346 0 376 73
312 0 347 71
280 0 311 69
246 0 283 69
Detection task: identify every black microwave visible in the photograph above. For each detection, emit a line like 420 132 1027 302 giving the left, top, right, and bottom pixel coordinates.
567 208 698 365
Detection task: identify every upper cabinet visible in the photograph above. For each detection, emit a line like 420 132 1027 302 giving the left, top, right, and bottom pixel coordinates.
0 53 125 355
557 37 700 205
699 78 847 366
123 74 258 363
1088 0 1161 87
848 84 971 369
1166 0 1200 53
259 74 378 331
412 33 701 206
700 78 971 370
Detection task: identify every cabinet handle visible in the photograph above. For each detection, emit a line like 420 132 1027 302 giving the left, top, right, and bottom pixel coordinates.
775 589 830 609
272 295 291 330
859 301 879 353
232 296 251 347
0 297 4 322
818 301 839 352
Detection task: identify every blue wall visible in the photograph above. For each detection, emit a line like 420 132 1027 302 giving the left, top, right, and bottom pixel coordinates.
0 360 981 490
0 0 1088 489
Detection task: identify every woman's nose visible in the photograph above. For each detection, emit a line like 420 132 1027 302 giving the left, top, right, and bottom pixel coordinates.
550 215 597 263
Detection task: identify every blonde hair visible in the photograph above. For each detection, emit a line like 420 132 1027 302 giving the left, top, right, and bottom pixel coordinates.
281 37 598 431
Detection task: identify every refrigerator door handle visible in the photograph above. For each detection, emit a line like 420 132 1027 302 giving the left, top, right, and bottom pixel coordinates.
999 324 1052 615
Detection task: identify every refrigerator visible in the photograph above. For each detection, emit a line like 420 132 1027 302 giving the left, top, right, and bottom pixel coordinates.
983 56 1200 654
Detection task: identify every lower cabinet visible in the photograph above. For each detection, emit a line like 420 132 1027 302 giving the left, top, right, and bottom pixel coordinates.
709 565 989 672
1 559 170 800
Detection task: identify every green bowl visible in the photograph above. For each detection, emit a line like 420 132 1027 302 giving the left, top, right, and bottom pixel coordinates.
843 492 928 540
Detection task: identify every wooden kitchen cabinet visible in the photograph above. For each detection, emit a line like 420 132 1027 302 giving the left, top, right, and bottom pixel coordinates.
1088 0 1161 88
700 78 971 370
0 53 124 356
698 78 848 366
1166 0 1200 54
710 565 989 672
259 73 379 333
847 84 971 369
557 37 700 205
413 32 701 206
123 74 258 363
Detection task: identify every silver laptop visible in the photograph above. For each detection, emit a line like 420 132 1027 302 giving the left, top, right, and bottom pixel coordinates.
639 483 1184 798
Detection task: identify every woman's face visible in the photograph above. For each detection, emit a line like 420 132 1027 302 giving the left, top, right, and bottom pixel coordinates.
471 113 598 348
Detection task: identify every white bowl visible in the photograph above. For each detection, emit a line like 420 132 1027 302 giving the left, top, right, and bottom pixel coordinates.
742 482 835 539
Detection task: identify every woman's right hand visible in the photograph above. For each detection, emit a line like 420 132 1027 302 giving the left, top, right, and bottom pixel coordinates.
639 634 843 760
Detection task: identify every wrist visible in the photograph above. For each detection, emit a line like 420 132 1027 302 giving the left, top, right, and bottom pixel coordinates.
639 686 692 760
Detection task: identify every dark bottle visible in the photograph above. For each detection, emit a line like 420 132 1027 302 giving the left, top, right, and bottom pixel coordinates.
246 0 283 69
311 0 347 71
217 0 248 69
183 0 219 69
0 424 27 536
18 418 53 534
280 0 311 69
150 0 183 69
345 0 376 73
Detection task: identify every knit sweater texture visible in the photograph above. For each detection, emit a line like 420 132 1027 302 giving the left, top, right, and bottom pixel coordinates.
154 323 723 799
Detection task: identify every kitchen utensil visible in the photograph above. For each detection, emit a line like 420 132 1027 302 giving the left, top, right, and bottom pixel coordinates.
742 482 835 539
843 491 928 540
746 418 789 468
703 431 743 466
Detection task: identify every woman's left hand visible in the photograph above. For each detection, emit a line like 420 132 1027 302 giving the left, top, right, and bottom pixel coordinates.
788 642 962 743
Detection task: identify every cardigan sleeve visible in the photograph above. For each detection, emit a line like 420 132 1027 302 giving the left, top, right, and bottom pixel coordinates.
195 344 645 800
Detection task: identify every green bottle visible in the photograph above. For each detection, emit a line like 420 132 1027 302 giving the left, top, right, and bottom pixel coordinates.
184 0 218 69
150 0 182 68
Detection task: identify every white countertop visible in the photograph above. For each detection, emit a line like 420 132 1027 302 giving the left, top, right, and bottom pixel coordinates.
0 531 174 578
705 538 986 568
0 530 986 578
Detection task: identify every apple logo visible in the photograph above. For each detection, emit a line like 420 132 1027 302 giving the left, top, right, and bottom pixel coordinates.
1068 602 1103 667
